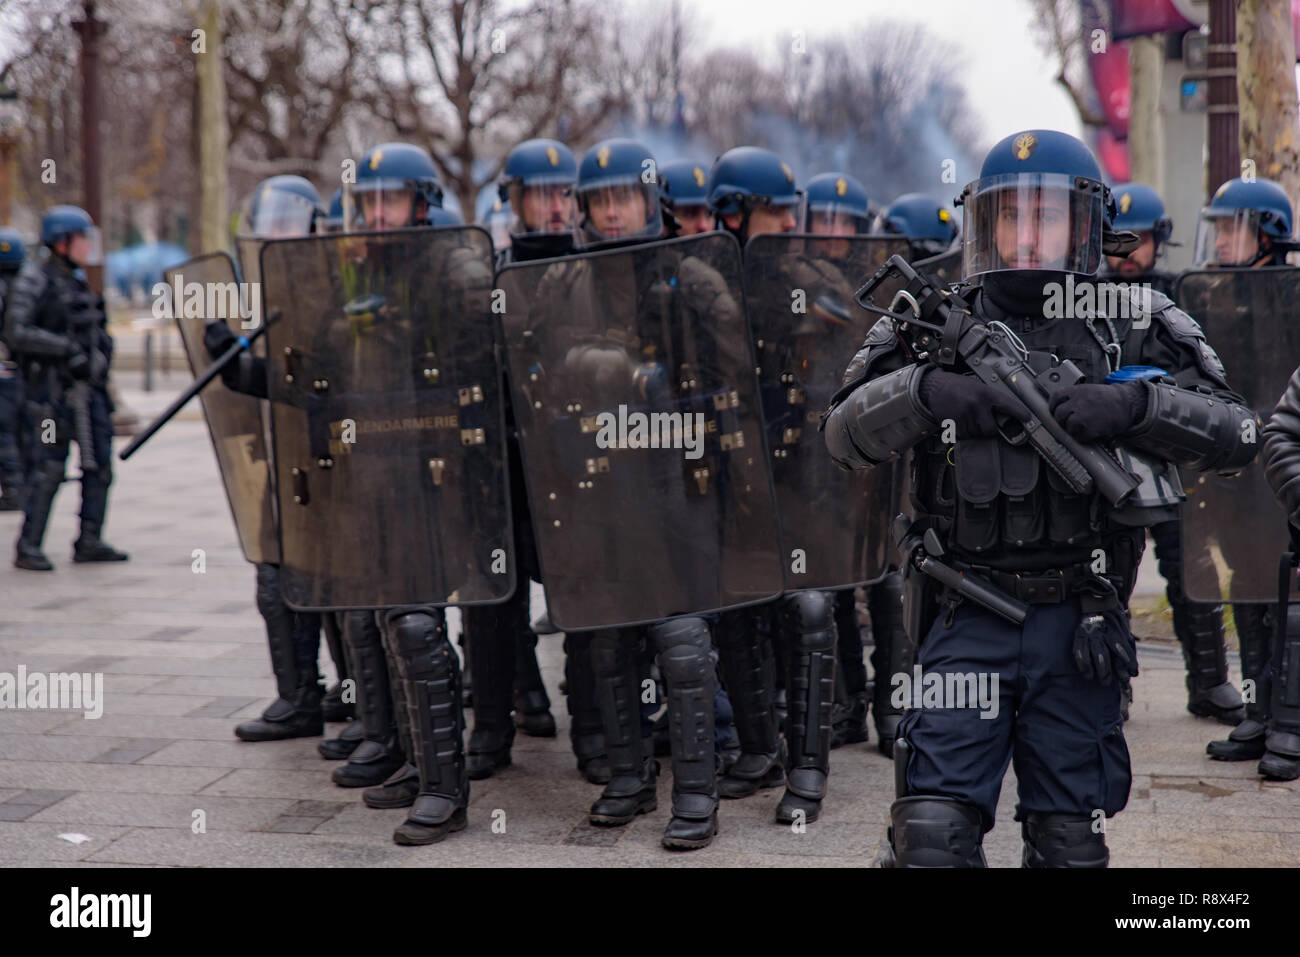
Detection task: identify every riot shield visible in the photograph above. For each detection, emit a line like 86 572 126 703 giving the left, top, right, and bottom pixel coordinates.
496 232 783 631
260 226 513 610
743 234 909 589
913 247 962 287
1174 267 1300 602
168 252 279 565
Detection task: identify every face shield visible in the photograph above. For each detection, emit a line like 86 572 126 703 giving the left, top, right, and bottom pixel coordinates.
240 189 318 239
578 177 662 248
1193 208 1264 267
961 172 1106 277
68 226 103 267
804 203 870 237
346 178 432 232
507 178 577 242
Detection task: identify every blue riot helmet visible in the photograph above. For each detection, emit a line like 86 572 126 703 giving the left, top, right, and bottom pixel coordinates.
956 129 1127 279
706 146 801 241
0 227 26 273
239 175 323 238
426 205 464 227
804 172 871 235
349 142 444 231
1110 183 1173 247
1194 177 1295 267
499 139 578 257
576 138 663 249
880 192 960 258
320 187 357 233
40 204 102 266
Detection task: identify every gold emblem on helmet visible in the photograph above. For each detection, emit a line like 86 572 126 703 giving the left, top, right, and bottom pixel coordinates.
781 162 793 183
693 166 706 187
369 149 383 171
1119 192 1132 214
938 209 950 223
597 146 611 168
1013 133 1037 160
546 146 559 167
0 242 9 253
835 177 847 196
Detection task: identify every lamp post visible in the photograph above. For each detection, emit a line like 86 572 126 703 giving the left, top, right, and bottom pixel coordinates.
0 80 24 226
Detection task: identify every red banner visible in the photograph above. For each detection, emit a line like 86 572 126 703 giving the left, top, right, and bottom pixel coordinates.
1108 0 1201 40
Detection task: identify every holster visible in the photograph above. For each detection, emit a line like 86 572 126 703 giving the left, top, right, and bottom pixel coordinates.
901 557 942 648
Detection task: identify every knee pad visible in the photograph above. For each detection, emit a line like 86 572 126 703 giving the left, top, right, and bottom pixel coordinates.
781 591 836 650
388 610 452 673
888 796 987 868
254 563 281 620
650 617 714 686
1021 812 1109 868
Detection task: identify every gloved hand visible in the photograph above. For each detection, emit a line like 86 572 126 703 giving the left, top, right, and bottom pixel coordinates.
1072 611 1139 685
203 320 238 360
917 368 1030 439
1049 381 1147 443
67 349 92 381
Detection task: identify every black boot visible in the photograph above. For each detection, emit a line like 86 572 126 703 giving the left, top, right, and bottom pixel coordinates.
14 466 58 571
321 613 354 722
565 632 610 784
363 762 420 809
775 592 836 826
1260 603 1300 780
1175 599 1244 724
463 603 517 779
386 608 470 845
236 564 324 742
830 592 869 749
716 608 784 799
590 629 659 825
868 572 910 758
332 612 404 787
1022 813 1109 868
1209 605 1272 761
0 472 26 512
318 718 364 759
652 618 720 850
72 473 127 562
514 631 556 737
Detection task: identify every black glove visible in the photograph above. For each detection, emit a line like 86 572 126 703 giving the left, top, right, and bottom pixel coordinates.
203 320 238 361
918 368 1030 439
1072 610 1139 686
1048 381 1147 443
67 349 92 381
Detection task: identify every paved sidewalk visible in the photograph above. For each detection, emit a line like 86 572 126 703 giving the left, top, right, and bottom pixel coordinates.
0 380 1294 867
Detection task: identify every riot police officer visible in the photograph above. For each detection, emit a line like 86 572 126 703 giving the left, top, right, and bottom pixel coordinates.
805 171 912 758
659 159 716 237
542 137 726 848
1200 177 1300 763
825 130 1256 866
201 175 338 744
708 147 846 824
0 228 28 511
6 206 127 571
879 193 960 260
470 137 611 785
1102 183 1243 725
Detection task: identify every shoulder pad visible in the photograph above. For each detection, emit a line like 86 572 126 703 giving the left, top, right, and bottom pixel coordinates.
1151 299 1229 388
838 316 899 387
864 315 896 347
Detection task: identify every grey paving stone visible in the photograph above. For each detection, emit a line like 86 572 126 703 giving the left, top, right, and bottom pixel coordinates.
26 790 294 831
185 696 261 719
89 739 172 764
84 827 410 867
47 714 253 741
0 734 133 763
137 739 329 771
0 822 136 861
0 759 230 795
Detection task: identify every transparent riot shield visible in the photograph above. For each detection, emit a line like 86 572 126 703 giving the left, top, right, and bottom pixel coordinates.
1174 267 1300 602
913 247 963 287
496 232 783 630
168 252 279 564
260 227 513 610
743 234 909 589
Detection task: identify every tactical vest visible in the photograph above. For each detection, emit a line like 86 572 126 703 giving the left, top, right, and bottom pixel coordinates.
910 287 1144 572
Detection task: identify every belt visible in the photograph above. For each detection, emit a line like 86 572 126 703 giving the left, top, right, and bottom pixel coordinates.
958 562 1097 605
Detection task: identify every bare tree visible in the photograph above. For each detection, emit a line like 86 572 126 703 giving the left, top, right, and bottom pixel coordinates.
1237 0 1300 211
1027 0 1106 127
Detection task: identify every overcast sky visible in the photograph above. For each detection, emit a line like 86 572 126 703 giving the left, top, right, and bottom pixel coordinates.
691 0 1085 141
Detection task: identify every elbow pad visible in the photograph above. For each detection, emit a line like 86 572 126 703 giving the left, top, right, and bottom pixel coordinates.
824 364 937 469
1125 380 1258 474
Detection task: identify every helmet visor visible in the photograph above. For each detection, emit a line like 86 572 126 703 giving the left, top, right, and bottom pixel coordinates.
506 181 577 241
1194 208 1263 267
240 190 318 239
961 172 1105 277
578 179 662 248
346 180 437 231
804 203 871 236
